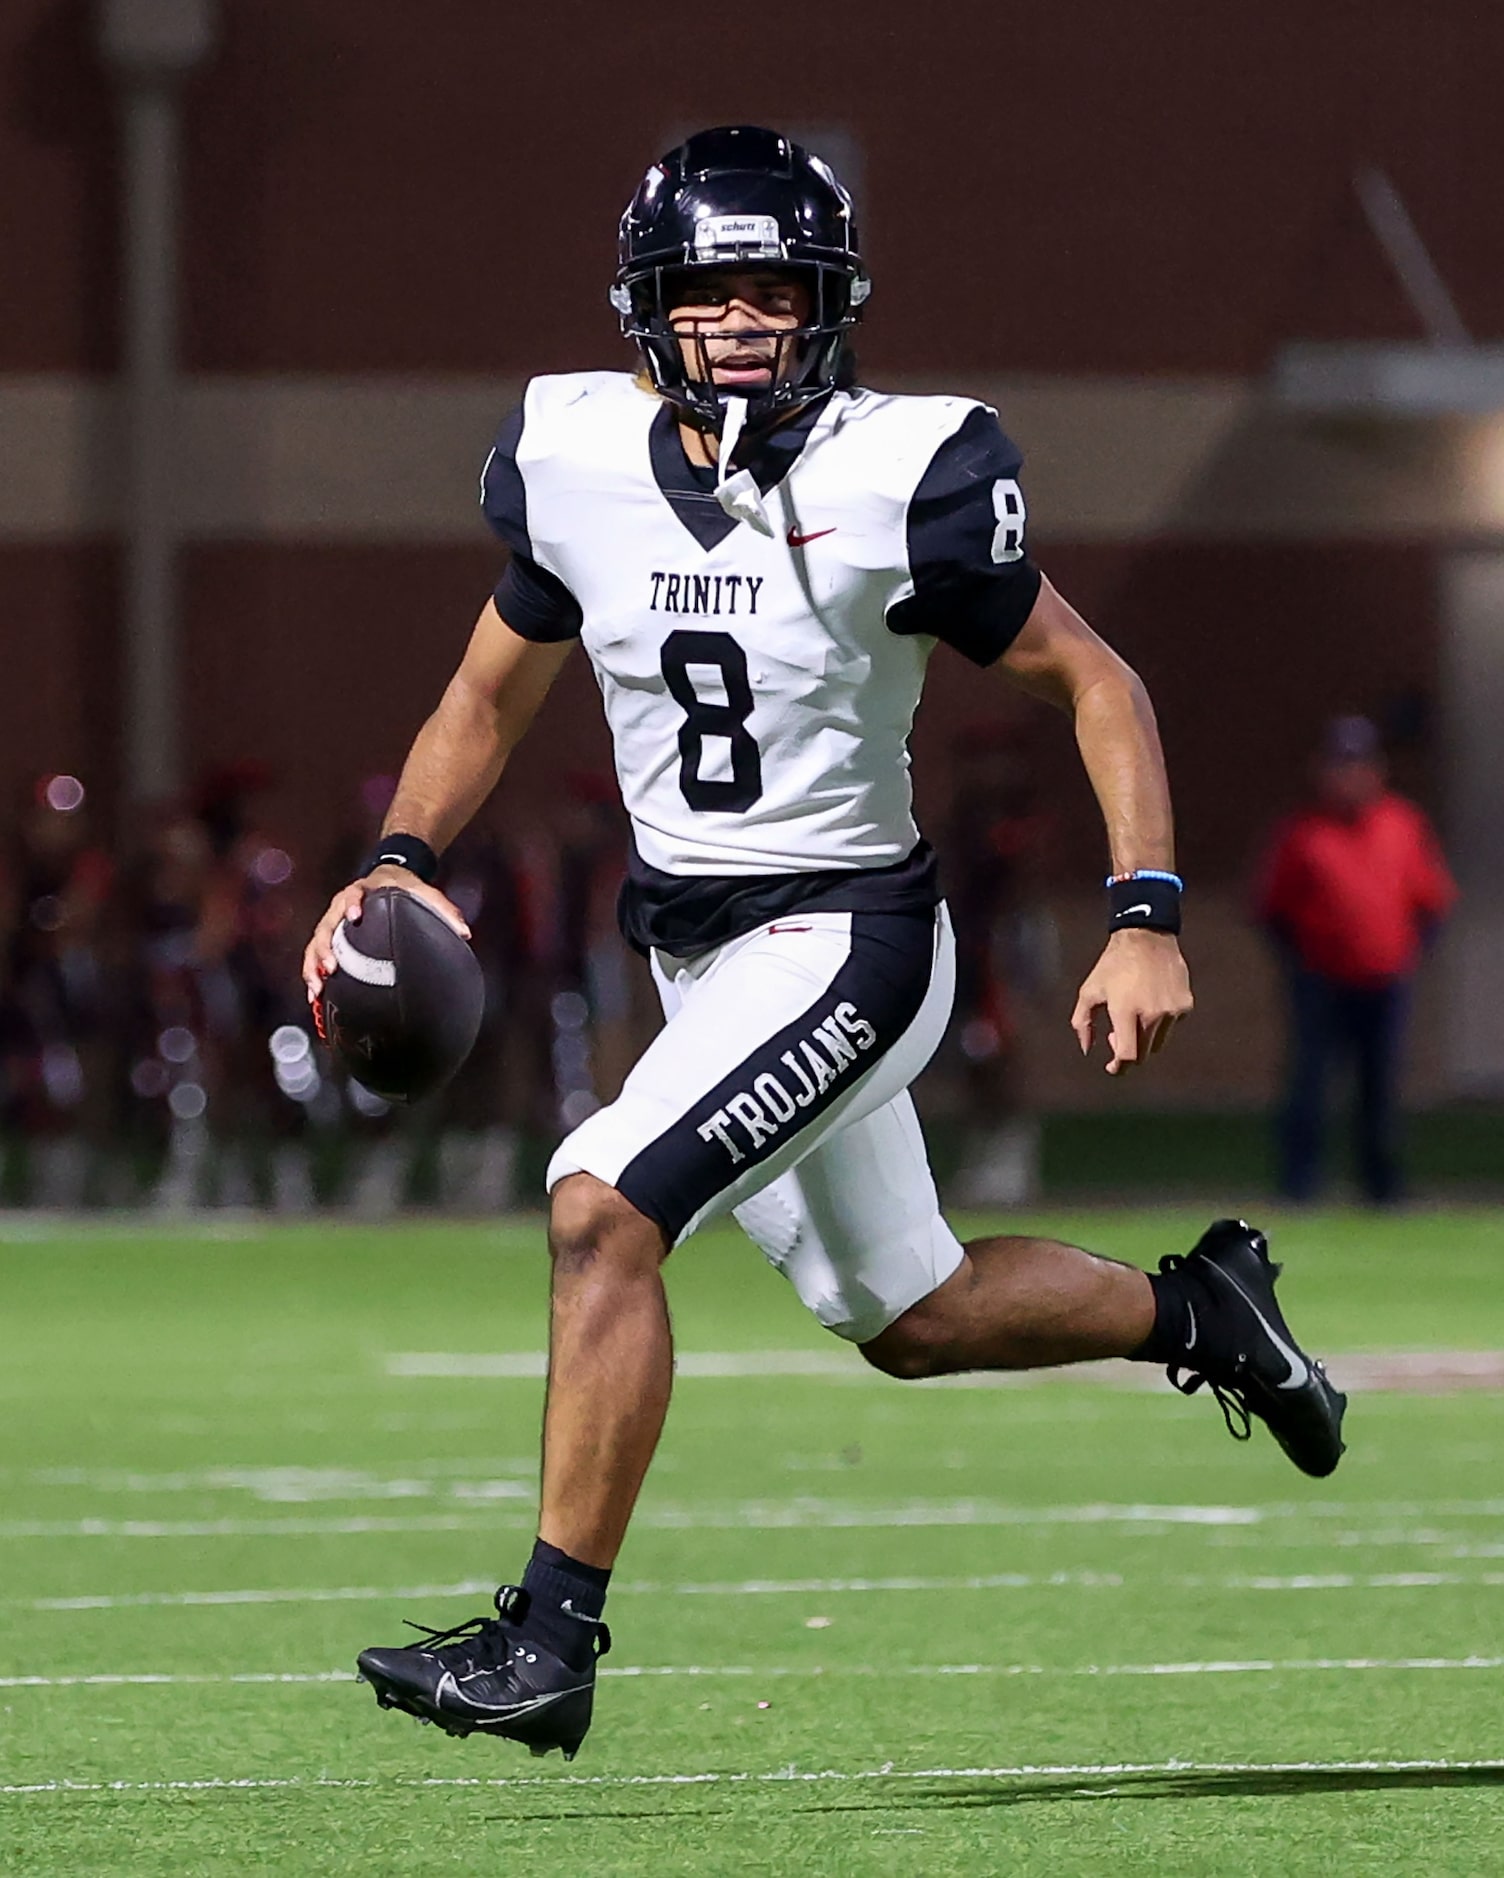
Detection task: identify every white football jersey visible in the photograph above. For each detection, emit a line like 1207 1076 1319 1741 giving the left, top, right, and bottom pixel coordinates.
481 372 1039 953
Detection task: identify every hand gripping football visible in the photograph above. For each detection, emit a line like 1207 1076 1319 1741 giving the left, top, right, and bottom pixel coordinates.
316 886 484 1103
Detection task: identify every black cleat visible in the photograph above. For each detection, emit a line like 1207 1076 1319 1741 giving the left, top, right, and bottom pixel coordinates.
1158 1218 1347 1478
356 1585 610 1759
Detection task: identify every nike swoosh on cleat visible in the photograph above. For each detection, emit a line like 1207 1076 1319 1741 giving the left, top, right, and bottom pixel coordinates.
1212 1267 1310 1389
436 1672 573 1717
1184 1301 1197 1351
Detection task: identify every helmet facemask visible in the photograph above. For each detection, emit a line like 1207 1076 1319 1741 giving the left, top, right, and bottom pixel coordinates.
614 260 865 436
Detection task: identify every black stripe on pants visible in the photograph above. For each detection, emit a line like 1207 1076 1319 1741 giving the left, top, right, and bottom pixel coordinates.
615 911 936 1241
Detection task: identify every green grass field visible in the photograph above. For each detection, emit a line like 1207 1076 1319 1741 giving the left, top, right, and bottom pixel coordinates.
3 1209 1503 1875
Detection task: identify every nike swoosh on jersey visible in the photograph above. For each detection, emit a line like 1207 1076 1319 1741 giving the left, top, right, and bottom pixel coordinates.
786 526 837 548
1215 1268 1310 1390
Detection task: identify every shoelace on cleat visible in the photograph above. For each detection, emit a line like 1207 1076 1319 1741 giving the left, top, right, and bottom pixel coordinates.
400 1585 612 1665
401 1585 530 1662
1157 1250 1253 1443
1166 1365 1253 1442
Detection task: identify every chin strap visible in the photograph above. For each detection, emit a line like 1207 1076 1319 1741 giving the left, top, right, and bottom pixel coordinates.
714 396 776 538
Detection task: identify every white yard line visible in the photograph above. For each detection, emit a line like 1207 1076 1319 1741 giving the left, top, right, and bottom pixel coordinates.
1189 1571 1504 1590
384 1348 1504 1392
7 1495 1504 1541
6 1755 1504 1799
388 1351 861 1379
24 1572 1121 1611
0 1516 491 1539
0 1673 353 1688
600 1657 1504 1680
21 1566 1504 1613
11 1474 1503 1515
635 1500 1265 1530
5 1757 1494 1802
8 1757 1502 1802
0 1502 1265 1539
4 1655 1502 1690
19 1463 534 1503
25 1580 503 1611
11 1496 1504 1541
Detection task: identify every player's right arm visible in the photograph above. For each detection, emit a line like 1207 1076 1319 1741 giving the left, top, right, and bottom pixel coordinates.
301 598 572 999
889 402 1190 1074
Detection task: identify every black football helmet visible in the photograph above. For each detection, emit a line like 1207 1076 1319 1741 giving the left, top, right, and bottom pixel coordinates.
610 125 870 433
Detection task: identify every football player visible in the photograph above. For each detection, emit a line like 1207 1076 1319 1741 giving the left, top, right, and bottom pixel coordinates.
302 126 1346 1760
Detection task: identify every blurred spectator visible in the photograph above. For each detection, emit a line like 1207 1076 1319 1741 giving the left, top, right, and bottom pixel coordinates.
116 769 314 1210
1 775 118 1203
314 775 641 1215
322 773 399 903
1255 715 1457 1205
319 775 416 1214
431 822 530 1212
938 733 1057 1205
0 765 656 1212
192 764 316 1209
555 774 646 1120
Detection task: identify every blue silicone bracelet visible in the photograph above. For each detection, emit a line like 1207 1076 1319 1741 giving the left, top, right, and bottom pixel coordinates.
1104 869 1184 891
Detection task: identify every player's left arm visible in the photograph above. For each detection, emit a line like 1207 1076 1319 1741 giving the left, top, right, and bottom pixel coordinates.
999 575 1193 1074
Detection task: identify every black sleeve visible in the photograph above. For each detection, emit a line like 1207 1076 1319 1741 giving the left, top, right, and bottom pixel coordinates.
885 406 1043 667
480 404 583 643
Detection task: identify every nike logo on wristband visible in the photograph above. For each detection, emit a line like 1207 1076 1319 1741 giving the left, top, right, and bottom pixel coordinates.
1119 904 1154 920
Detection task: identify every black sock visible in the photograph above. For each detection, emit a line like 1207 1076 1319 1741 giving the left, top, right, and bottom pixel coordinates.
1131 1264 1213 1368
520 1539 611 1671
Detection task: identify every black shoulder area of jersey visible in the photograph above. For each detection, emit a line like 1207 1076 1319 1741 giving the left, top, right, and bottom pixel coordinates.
886 405 1043 667
480 401 583 643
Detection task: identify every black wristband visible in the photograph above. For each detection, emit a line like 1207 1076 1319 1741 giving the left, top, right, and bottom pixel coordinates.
1106 871 1182 936
359 832 439 885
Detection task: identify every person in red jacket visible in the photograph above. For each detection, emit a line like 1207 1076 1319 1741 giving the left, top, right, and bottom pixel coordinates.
1256 716 1457 1203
